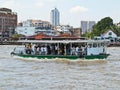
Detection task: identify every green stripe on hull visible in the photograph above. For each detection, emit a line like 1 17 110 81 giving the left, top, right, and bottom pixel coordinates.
16 54 79 59
84 54 109 59
14 54 109 60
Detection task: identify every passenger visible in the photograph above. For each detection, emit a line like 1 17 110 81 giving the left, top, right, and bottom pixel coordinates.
44 46 47 55
51 45 55 55
41 46 46 55
75 46 79 55
47 45 51 55
55 45 58 55
36 46 40 55
41 46 44 55
25 43 32 54
71 46 75 55
25 44 30 54
34 45 37 54
59 48 62 55
66 45 70 55
32 44 36 54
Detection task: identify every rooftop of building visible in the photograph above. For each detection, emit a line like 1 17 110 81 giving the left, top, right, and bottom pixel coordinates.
0 8 12 12
0 8 17 15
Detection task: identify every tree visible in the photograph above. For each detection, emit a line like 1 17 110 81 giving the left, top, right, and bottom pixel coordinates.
82 17 120 39
110 25 120 36
11 34 25 40
91 17 114 36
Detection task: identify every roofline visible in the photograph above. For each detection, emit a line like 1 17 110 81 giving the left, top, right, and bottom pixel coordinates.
17 40 109 44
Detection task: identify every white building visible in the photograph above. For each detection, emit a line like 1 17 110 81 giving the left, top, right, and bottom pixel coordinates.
94 30 118 42
21 19 51 28
15 26 36 36
55 25 72 35
81 21 95 34
50 8 60 26
102 30 117 38
15 26 55 36
16 19 54 36
15 19 54 36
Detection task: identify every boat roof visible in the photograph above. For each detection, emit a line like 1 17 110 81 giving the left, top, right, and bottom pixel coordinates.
17 39 109 44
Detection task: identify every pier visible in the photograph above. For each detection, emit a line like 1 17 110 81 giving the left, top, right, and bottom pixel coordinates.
0 41 23 45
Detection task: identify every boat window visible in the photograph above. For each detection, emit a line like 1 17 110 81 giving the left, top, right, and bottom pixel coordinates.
88 44 92 48
101 43 104 47
93 43 97 47
98 43 101 47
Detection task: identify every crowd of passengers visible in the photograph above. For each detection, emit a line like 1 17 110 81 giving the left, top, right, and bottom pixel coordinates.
24 43 87 56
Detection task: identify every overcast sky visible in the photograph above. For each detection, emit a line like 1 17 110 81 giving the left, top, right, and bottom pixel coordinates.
0 0 120 27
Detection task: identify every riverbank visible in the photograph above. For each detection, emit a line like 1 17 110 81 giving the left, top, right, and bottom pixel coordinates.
0 41 23 45
108 42 120 47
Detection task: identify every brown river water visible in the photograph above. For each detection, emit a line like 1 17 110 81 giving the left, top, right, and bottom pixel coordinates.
0 45 120 90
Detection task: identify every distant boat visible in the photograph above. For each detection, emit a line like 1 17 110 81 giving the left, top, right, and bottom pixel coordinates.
11 39 110 60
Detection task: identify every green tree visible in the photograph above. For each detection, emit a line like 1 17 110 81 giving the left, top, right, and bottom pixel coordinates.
91 17 114 36
11 34 24 40
110 25 120 36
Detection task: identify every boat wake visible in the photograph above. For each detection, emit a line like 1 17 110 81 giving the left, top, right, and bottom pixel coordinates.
52 58 107 66
13 56 107 66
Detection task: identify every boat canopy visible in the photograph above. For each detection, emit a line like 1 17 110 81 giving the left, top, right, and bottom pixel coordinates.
17 40 109 44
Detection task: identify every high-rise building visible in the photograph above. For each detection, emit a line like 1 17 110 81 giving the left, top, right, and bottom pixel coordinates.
88 21 96 32
0 8 17 37
50 8 60 27
81 21 95 34
81 21 87 34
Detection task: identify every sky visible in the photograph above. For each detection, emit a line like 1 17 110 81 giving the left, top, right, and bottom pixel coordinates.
0 0 120 27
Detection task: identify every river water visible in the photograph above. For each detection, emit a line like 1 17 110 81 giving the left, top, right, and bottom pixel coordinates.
0 45 120 90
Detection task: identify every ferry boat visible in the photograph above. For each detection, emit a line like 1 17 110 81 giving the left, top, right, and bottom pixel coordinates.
11 40 110 60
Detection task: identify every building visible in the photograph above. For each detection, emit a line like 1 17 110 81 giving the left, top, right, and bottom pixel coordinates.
81 21 95 34
56 25 71 32
21 19 52 28
16 19 54 36
15 27 36 36
71 28 81 37
102 30 117 39
50 8 60 26
81 21 87 34
88 21 95 32
94 30 118 42
0 8 17 38
15 26 54 36
116 22 120 27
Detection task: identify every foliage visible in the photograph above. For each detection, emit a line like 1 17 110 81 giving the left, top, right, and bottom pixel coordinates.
110 25 120 36
82 32 94 39
11 34 24 40
82 17 120 38
91 17 114 36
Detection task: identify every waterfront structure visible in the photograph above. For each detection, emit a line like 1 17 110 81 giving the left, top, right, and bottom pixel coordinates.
0 8 17 38
102 30 117 39
16 19 54 36
50 8 60 26
55 25 72 35
15 27 36 36
81 21 95 34
94 29 119 42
